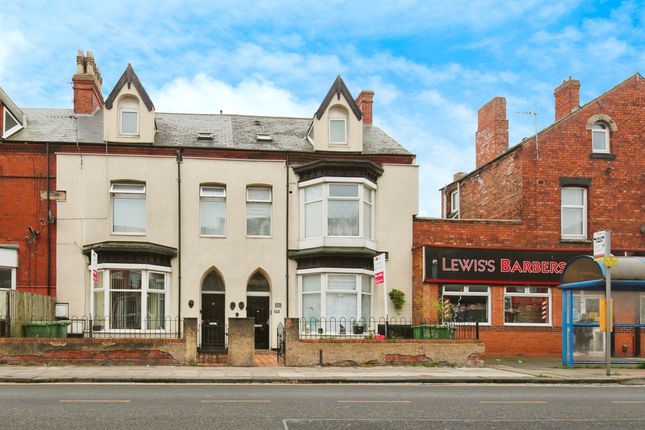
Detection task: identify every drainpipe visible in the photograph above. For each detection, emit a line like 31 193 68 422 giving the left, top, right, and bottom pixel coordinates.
177 149 183 336
46 142 51 296
285 153 290 317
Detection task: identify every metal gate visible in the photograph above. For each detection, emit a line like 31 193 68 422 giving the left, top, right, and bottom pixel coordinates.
201 320 226 351
276 322 285 363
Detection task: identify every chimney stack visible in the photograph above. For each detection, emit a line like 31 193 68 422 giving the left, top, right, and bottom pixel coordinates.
73 50 104 114
475 96 509 169
554 76 580 121
356 90 374 125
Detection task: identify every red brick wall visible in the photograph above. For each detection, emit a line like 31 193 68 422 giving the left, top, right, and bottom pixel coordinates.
476 97 509 169
0 143 56 295
413 75 644 357
554 78 580 121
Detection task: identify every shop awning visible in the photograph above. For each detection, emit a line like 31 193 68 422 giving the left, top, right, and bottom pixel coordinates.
559 255 645 290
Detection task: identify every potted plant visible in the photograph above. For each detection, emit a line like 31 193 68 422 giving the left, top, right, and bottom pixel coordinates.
413 299 456 339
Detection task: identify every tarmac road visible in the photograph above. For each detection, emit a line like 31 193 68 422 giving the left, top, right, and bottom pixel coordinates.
1 383 644 429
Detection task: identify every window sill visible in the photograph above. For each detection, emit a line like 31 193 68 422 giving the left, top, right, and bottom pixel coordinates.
560 238 592 244
111 232 146 236
200 234 226 239
504 323 552 327
590 152 616 160
246 235 272 239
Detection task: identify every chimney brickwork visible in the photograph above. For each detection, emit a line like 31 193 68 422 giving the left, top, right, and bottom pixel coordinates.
356 90 374 125
73 50 104 114
475 96 509 169
554 77 580 121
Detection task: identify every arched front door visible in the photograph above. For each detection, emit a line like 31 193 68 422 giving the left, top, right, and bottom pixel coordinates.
201 271 225 350
247 272 270 349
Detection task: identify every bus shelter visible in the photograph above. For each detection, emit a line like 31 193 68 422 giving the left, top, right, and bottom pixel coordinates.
560 255 645 367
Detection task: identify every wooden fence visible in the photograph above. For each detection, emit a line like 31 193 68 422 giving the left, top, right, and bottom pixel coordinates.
0 290 55 337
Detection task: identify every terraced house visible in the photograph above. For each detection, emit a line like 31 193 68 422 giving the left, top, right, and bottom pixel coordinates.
0 51 418 352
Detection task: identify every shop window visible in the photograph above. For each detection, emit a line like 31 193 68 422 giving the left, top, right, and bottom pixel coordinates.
300 272 372 333
504 286 551 325
442 285 490 324
92 267 168 331
200 185 226 236
561 187 587 239
246 187 272 236
111 182 146 234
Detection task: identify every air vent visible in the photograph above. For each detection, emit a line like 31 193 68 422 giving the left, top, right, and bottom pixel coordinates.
197 132 214 140
256 133 273 142
254 120 262 126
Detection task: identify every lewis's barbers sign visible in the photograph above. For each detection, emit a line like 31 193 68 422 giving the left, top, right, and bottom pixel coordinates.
424 246 583 284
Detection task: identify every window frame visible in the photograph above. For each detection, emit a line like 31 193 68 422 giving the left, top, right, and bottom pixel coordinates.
0 267 16 291
442 285 491 325
591 122 610 154
503 286 552 326
200 184 227 237
110 182 147 235
2 108 22 138
329 118 347 145
560 187 587 240
246 186 272 237
118 98 140 136
298 269 373 334
450 189 459 218
91 264 170 332
300 178 375 243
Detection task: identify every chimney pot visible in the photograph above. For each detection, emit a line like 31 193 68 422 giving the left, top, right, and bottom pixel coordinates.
356 90 374 125
475 96 509 169
72 50 104 114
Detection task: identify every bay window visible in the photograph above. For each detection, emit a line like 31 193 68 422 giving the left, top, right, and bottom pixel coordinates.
92 267 169 330
442 285 490 324
302 181 374 240
111 182 146 234
504 286 551 325
300 271 372 334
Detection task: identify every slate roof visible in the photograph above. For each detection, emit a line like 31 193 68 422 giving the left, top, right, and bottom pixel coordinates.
4 109 411 155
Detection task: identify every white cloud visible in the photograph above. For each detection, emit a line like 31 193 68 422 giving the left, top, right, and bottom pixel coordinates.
151 74 317 117
0 27 27 81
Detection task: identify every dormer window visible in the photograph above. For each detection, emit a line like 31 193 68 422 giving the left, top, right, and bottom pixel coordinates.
591 122 609 153
329 106 348 145
2 108 22 138
119 96 139 135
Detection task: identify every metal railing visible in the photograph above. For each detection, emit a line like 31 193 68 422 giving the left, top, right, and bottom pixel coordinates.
298 317 479 340
0 316 183 339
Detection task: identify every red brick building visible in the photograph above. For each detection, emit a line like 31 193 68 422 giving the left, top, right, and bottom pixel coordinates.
413 74 644 357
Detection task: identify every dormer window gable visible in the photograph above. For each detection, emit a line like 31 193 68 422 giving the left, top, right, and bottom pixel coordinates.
103 64 155 144
309 76 364 153
0 88 25 139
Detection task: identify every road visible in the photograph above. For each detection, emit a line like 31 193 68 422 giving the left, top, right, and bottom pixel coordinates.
1 383 644 429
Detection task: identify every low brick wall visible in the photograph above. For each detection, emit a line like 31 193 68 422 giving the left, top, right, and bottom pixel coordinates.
284 318 484 367
0 318 198 366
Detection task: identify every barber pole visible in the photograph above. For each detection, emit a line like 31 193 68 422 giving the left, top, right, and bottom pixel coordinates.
444 297 451 321
541 299 548 321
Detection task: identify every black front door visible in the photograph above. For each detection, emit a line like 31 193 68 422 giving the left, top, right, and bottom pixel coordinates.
247 296 270 349
201 293 225 350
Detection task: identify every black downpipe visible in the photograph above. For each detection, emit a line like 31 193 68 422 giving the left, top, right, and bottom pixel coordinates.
46 142 51 296
177 149 183 337
285 154 290 318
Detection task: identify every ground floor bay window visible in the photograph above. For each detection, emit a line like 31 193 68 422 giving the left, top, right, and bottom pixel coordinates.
442 285 490 324
300 270 372 334
92 266 170 331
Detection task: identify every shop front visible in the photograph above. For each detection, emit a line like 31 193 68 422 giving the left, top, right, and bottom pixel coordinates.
416 246 582 356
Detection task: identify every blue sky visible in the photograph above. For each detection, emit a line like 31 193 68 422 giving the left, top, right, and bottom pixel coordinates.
1 0 643 216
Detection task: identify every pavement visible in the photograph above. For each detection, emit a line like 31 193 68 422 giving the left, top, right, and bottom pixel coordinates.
0 356 643 384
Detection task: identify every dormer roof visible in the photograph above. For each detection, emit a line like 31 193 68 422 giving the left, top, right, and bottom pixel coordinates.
104 64 154 111
314 75 362 121
0 87 25 123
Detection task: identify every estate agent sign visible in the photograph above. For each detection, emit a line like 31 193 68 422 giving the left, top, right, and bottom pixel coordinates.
424 246 584 284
